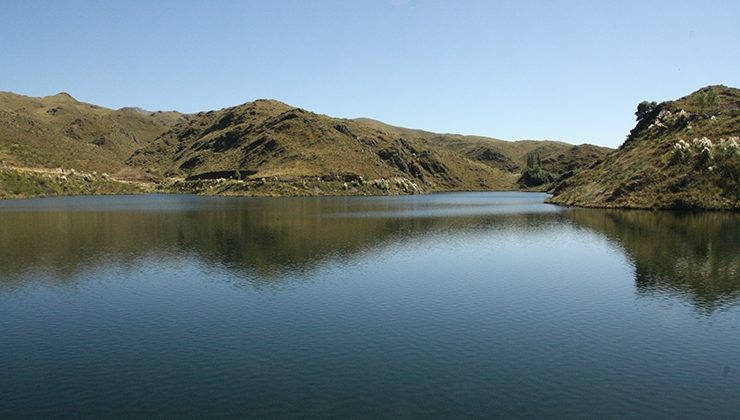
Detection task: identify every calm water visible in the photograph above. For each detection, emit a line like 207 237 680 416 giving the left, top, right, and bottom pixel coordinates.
0 192 738 418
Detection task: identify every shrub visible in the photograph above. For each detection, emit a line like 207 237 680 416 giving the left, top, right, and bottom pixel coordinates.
671 139 691 164
635 101 658 122
694 88 718 115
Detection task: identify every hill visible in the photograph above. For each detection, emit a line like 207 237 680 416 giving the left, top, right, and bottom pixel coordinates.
0 91 611 198
128 99 610 195
0 91 184 174
549 85 740 210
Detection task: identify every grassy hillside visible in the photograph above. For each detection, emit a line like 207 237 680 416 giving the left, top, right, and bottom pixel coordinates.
0 90 610 198
550 85 740 210
359 118 611 176
0 166 147 199
129 99 610 195
0 92 182 175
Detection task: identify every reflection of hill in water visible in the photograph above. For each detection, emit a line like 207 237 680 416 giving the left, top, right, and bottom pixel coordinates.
3 195 736 311
569 209 740 311
0 195 559 288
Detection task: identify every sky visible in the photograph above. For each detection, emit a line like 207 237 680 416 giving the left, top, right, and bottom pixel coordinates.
1 0 738 148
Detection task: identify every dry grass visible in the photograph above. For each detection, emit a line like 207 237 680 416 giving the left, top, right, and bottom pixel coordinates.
0 91 180 173
129 99 609 193
550 85 739 210
1 91 610 198
0 167 146 199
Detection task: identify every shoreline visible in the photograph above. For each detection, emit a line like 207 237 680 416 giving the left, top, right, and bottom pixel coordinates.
2 166 736 211
1 185 737 212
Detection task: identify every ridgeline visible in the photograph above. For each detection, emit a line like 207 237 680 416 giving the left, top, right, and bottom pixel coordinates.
0 91 609 199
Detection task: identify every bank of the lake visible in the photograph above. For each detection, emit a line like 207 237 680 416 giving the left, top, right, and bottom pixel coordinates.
0 165 532 199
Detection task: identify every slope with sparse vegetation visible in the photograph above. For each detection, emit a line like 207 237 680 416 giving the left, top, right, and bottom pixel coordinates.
128 99 610 195
0 91 184 175
0 91 611 199
550 85 739 210
0 91 189 197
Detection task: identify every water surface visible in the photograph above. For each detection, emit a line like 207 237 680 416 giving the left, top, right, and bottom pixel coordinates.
0 193 738 418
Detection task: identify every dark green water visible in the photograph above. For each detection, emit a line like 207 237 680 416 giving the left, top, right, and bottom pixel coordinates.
0 192 738 418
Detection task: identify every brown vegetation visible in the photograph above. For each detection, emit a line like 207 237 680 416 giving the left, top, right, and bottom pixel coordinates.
0 91 611 199
549 85 740 210
128 99 610 195
0 91 183 174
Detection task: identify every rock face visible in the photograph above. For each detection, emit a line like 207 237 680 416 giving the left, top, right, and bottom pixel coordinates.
550 85 740 210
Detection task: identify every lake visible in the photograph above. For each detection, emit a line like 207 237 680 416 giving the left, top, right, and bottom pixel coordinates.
0 192 738 418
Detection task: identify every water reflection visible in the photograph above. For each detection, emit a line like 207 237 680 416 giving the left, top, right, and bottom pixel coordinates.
0 194 738 310
568 209 740 311
0 194 558 287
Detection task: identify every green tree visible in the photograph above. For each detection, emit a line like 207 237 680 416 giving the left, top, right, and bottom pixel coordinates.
526 152 542 170
519 152 553 187
635 101 657 122
695 89 718 115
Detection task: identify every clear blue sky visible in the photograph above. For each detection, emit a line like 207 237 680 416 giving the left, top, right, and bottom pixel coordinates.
2 0 738 147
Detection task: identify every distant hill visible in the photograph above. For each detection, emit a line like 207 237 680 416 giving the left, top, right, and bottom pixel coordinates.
549 85 740 210
356 118 611 179
0 91 184 174
0 90 611 198
128 99 610 194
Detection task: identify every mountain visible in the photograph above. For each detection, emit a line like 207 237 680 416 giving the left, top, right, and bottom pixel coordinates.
128 99 610 195
0 91 185 174
356 118 611 180
549 85 739 210
0 90 611 198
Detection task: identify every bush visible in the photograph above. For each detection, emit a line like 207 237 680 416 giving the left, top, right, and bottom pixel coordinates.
694 89 718 115
635 101 658 122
